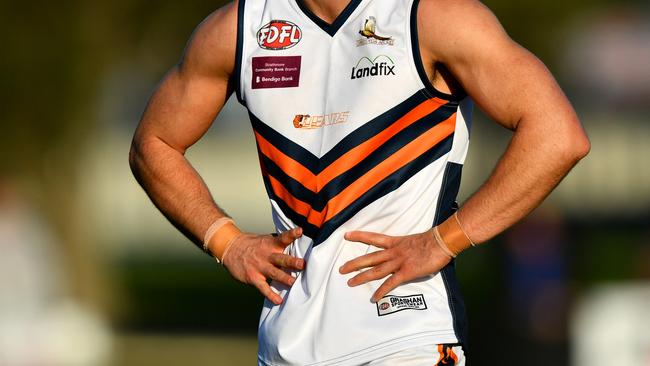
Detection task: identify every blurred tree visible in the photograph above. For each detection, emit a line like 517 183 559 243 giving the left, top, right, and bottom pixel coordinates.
0 0 111 309
0 0 228 311
483 0 610 66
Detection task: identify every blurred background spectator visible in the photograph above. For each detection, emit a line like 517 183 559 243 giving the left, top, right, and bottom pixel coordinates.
0 180 110 365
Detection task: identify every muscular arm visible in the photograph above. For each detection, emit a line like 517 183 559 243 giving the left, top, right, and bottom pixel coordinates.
341 0 589 301
419 0 590 243
129 4 237 246
129 2 304 305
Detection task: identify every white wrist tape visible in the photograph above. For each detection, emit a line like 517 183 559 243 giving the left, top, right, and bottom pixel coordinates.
203 218 235 253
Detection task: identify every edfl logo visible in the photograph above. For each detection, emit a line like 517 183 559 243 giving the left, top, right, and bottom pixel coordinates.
257 20 302 50
350 55 396 80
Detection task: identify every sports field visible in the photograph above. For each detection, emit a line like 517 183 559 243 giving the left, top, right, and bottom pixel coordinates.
114 334 257 366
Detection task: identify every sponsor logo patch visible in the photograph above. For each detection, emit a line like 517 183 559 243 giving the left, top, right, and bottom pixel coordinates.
293 111 350 129
257 20 302 50
357 16 394 47
252 56 301 89
376 294 427 316
351 55 396 80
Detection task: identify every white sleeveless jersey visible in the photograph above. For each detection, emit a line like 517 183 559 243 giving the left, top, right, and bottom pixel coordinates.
234 0 473 364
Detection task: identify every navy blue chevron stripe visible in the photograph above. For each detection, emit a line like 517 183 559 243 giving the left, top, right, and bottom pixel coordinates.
312 134 454 245
311 103 457 211
249 111 320 172
260 153 317 204
262 134 455 244
318 92 432 168
261 175 321 239
257 101 456 213
249 90 443 174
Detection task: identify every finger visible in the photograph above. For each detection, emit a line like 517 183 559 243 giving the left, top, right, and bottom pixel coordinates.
264 265 296 287
252 279 283 305
270 253 305 271
371 273 405 303
339 250 391 274
347 261 398 287
277 227 303 247
344 231 393 249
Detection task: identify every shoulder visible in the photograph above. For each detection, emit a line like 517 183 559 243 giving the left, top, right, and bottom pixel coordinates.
416 0 511 63
180 1 240 79
416 0 501 33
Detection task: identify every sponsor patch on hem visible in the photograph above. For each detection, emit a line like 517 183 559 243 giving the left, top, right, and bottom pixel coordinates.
376 294 427 316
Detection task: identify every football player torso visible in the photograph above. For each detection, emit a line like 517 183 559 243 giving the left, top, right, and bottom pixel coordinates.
235 0 473 364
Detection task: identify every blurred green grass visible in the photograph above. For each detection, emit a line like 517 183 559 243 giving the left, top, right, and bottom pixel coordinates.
113 334 258 366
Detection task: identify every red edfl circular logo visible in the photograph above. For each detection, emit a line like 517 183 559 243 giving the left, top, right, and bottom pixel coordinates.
257 20 302 50
379 302 390 311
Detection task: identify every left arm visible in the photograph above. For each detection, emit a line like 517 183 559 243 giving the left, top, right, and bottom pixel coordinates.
340 0 590 302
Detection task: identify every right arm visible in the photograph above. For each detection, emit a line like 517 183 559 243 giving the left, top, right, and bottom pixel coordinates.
128 2 304 305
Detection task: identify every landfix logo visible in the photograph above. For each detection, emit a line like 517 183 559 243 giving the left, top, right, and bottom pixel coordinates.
351 55 396 80
257 20 302 50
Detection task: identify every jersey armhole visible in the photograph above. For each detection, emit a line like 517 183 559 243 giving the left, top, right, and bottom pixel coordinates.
234 0 247 106
409 0 465 102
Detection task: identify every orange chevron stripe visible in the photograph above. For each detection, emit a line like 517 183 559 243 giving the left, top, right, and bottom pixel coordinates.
313 114 456 224
266 174 313 219
255 98 449 194
317 97 448 186
265 113 457 227
255 131 318 192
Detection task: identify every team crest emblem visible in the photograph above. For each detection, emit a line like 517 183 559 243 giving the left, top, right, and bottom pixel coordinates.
359 17 391 40
357 17 394 47
257 20 302 50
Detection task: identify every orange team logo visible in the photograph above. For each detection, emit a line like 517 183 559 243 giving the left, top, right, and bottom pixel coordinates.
359 16 391 41
293 115 304 128
293 112 350 129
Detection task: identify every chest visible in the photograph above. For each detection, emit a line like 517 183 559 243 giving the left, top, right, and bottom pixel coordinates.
239 0 423 155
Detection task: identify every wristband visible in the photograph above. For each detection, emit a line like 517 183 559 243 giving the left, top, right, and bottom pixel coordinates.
203 218 243 264
433 212 475 258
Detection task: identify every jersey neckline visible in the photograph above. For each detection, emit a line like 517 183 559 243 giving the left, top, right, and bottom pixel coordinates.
294 0 363 37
